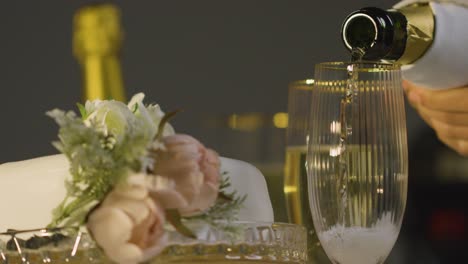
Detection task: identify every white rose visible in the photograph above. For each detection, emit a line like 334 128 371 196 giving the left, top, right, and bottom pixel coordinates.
84 99 135 143
128 93 175 137
82 94 174 149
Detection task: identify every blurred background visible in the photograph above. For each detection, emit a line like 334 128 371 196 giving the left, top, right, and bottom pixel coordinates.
0 0 466 263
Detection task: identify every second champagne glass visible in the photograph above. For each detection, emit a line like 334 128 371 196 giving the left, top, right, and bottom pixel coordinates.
284 79 330 263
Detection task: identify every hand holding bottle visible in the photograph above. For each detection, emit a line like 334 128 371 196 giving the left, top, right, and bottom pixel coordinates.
403 80 468 156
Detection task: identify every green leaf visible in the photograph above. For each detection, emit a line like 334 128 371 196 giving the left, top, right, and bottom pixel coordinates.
218 191 233 202
165 209 196 239
219 173 231 189
76 103 88 120
155 109 182 141
132 103 139 113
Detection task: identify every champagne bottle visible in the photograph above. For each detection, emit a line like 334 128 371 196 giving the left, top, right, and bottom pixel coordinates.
73 3 126 101
341 3 434 64
341 2 468 89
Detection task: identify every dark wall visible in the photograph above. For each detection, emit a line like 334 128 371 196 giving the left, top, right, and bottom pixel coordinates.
0 0 401 163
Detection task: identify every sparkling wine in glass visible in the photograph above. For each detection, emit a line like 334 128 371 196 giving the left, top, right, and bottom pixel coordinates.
307 62 408 264
284 79 330 263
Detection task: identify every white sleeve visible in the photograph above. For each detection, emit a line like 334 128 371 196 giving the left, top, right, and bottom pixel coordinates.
398 2 468 89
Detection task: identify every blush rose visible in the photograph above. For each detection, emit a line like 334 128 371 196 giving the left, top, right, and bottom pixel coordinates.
150 134 221 216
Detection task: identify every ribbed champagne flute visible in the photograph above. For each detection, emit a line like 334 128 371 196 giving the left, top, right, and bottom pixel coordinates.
307 62 408 264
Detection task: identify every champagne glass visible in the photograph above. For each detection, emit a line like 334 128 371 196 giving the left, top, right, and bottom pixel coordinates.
307 62 408 264
284 79 330 263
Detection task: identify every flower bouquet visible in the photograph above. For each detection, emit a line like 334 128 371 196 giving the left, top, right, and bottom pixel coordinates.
0 94 307 264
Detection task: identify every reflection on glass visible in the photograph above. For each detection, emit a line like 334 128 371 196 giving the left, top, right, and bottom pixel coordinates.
284 79 329 263
307 62 408 264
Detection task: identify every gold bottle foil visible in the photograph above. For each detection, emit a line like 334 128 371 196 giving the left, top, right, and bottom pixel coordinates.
396 3 435 65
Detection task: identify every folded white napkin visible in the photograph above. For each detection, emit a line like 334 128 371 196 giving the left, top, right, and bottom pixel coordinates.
0 155 274 231
218 157 274 222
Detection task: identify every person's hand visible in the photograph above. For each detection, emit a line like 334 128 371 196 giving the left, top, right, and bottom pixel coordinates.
403 80 468 156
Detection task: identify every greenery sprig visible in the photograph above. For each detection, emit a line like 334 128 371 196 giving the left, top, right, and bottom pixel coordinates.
46 102 157 227
185 173 246 234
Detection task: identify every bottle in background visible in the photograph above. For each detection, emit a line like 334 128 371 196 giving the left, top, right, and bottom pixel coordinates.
73 3 126 101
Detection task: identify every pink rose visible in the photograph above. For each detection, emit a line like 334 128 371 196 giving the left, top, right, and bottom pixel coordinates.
87 173 166 264
150 134 221 216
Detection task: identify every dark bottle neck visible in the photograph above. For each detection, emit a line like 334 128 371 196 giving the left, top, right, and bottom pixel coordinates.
341 7 408 61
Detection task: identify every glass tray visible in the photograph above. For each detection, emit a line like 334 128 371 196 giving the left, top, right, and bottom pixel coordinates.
0 222 307 264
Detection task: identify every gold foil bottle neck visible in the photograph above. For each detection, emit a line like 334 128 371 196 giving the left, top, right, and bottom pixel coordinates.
73 3 123 60
73 3 126 102
396 3 435 65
